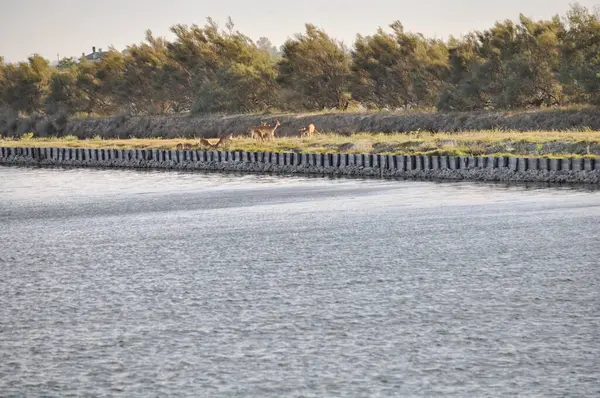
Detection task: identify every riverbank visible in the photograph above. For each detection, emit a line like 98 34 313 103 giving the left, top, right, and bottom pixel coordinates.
2 107 600 139
2 146 599 184
4 130 600 158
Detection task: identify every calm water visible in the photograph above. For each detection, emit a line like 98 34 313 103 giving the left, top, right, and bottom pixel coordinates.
1 166 599 397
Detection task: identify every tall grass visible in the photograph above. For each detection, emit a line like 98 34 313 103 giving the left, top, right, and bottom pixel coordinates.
3 130 600 157
3 107 600 139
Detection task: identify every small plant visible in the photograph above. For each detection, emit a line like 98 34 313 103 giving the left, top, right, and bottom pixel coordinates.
63 135 78 141
20 132 34 140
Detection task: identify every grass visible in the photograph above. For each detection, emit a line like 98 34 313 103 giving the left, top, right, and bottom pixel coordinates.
3 130 600 158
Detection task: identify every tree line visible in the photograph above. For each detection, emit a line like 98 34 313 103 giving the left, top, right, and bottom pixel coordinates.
1 4 600 118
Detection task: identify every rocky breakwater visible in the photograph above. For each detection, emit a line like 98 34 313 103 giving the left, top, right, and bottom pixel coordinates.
1 146 600 184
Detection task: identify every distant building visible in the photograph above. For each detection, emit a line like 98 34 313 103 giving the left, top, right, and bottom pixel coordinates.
81 46 108 62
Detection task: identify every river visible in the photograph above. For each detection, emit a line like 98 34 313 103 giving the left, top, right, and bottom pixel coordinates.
1 165 599 397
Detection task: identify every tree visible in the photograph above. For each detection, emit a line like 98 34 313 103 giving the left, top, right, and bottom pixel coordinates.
257 37 281 58
498 14 564 108
166 18 278 114
46 68 78 114
75 53 121 116
437 35 487 111
4 6 600 117
439 15 565 111
559 3 600 104
0 54 51 114
0 57 6 108
351 21 448 109
57 57 78 70
277 24 351 110
166 19 228 113
117 30 174 114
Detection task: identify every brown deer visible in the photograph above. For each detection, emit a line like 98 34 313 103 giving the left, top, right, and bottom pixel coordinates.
215 133 234 148
298 123 318 138
250 121 268 142
199 134 234 149
250 121 270 140
251 120 281 142
176 143 194 150
199 138 214 148
251 129 267 142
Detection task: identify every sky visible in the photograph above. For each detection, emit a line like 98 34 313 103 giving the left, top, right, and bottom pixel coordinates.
1 0 598 63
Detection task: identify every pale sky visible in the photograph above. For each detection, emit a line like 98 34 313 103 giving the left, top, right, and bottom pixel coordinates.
1 0 598 63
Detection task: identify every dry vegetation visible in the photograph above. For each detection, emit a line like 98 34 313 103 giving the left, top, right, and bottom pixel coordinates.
4 129 600 158
3 107 600 140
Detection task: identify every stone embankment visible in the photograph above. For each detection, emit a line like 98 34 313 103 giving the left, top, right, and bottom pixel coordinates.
1 146 600 184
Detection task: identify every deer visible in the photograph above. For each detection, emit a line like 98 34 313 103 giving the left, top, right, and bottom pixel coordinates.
249 121 270 140
251 128 267 142
251 120 281 142
298 123 318 138
199 133 234 149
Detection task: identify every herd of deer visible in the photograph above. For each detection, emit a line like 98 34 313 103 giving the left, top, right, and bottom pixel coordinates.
175 120 318 150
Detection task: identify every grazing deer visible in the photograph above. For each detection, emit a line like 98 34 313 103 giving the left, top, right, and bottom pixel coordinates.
251 128 267 142
251 120 281 142
250 121 269 142
215 133 234 148
250 122 273 141
250 120 269 139
298 123 317 138
199 133 234 149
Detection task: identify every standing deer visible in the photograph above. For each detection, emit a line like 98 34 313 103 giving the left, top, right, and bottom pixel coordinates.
251 120 281 142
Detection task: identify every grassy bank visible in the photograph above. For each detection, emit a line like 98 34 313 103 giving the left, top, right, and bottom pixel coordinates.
3 130 600 158
2 107 600 139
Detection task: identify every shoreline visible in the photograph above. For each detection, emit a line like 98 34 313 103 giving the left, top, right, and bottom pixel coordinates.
2 146 600 185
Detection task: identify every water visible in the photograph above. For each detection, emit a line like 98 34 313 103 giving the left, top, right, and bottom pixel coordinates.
1 165 599 397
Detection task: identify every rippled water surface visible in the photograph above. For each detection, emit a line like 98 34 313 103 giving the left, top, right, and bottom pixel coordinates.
1 165 599 397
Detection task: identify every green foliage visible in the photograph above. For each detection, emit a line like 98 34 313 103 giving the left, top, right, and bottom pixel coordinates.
0 55 51 114
118 30 174 115
351 21 448 109
46 69 78 114
438 14 566 111
1 5 600 117
57 57 78 70
257 37 281 59
189 19 279 113
277 24 351 110
558 4 600 104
